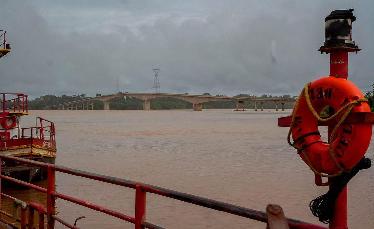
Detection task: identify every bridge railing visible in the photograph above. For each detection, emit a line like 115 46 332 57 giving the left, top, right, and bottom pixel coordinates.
0 118 56 154
0 155 326 229
17 117 56 149
0 93 28 114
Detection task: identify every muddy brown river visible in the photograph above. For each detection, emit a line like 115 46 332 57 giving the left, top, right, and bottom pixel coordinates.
2 110 374 228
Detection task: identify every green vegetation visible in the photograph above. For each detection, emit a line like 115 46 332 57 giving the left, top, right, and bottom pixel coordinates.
29 94 88 110
28 93 295 110
151 97 192 110
365 83 374 111
108 97 143 110
204 100 235 109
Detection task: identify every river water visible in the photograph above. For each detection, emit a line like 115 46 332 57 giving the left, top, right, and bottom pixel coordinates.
3 110 374 228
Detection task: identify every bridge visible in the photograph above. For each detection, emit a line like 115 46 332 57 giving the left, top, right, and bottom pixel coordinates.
59 92 296 111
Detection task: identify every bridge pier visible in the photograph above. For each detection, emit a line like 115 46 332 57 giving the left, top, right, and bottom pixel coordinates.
260 102 264 111
254 102 257 111
275 103 278 111
281 102 285 111
143 99 151 111
193 103 203 111
103 101 110 110
235 100 245 111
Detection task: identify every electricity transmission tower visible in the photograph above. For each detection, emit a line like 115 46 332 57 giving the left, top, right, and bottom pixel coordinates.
153 68 160 93
116 76 120 93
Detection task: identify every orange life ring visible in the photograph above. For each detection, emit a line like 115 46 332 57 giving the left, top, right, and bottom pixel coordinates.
1 116 17 129
289 76 372 176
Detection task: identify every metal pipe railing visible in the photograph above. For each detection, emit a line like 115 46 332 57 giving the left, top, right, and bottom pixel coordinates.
0 93 28 114
0 122 57 152
0 155 327 229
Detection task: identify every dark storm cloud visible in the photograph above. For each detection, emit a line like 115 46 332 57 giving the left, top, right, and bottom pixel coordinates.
0 0 373 97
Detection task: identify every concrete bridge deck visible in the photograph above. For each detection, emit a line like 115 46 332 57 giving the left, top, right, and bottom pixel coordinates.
59 92 296 111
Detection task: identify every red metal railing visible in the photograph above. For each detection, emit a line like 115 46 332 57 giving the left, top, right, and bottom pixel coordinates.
0 93 28 114
0 117 56 152
0 155 327 229
19 117 56 149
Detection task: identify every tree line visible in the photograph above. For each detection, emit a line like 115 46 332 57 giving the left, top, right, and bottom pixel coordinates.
366 83 374 111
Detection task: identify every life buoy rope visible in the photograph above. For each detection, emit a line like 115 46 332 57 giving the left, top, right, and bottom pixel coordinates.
287 83 368 178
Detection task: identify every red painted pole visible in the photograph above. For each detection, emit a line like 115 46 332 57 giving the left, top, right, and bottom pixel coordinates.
0 158 2 209
46 165 56 229
135 184 146 229
29 207 35 229
39 211 45 229
20 205 27 229
329 187 348 229
329 49 349 229
330 51 348 79
25 95 28 113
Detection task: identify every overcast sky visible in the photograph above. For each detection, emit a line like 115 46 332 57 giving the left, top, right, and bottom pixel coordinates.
0 0 373 97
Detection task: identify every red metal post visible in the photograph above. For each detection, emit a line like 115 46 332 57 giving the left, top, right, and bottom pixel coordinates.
40 119 44 140
29 207 35 229
329 187 348 229
25 95 28 113
21 205 27 229
0 158 2 209
328 49 349 229
39 211 45 229
22 95 25 112
46 165 55 229
30 128 34 148
135 184 146 229
330 51 348 79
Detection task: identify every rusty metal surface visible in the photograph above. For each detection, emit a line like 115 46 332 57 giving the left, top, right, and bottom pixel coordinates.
0 174 47 193
0 220 17 229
